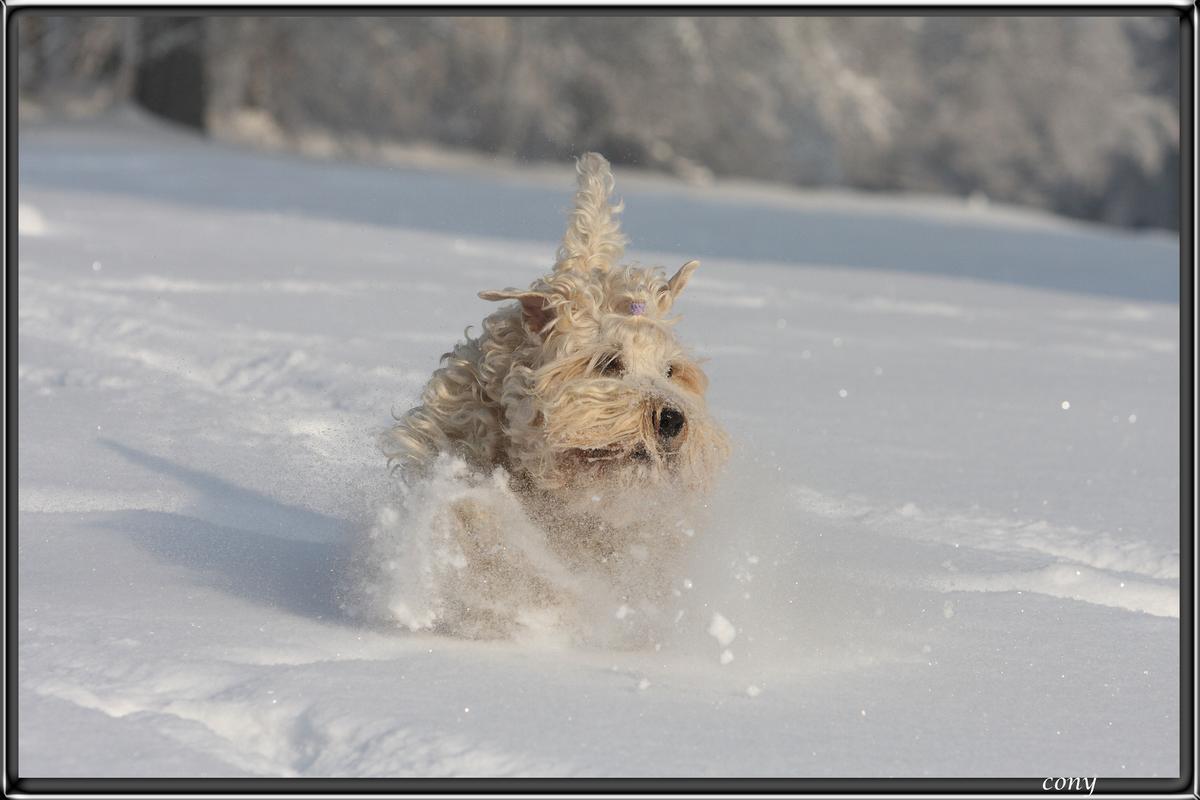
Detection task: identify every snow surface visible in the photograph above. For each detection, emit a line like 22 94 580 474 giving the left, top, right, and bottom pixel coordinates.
17 111 1180 778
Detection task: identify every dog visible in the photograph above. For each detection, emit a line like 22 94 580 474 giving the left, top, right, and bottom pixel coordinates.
378 153 729 640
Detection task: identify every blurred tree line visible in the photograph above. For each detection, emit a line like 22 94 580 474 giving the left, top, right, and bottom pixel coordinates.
17 15 1180 230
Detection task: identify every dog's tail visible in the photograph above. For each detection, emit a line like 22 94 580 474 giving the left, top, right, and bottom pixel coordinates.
555 153 627 274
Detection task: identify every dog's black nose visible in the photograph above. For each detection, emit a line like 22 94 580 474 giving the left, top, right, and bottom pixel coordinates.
658 407 685 439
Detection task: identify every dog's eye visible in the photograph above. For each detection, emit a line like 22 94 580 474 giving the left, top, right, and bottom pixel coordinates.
601 355 624 376
665 364 674 379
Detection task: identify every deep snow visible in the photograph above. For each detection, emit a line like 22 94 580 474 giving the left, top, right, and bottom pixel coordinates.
17 111 1180 778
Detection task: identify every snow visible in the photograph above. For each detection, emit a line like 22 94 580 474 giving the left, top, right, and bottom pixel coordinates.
708 613 738 648
17 111 1179 778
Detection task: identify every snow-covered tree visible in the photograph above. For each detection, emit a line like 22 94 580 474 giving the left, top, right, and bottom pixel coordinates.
15 14 1181 230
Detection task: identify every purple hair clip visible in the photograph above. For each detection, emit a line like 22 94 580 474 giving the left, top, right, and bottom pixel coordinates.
629 301 646 316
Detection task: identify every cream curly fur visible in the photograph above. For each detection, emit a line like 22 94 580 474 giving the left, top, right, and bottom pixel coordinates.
378 153 729 638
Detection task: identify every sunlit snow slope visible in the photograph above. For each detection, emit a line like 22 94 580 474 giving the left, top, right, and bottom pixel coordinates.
17 111 1180 778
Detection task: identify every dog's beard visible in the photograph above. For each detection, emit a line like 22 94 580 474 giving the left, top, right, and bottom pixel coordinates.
529 378 726 482
553 451 676 527
524 410 729 530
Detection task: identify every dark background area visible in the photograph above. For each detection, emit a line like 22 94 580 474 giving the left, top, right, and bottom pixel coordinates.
16 14 1182 231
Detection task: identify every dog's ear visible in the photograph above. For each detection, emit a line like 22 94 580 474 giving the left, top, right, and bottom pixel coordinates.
664 260 700 303
479 289 555 336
